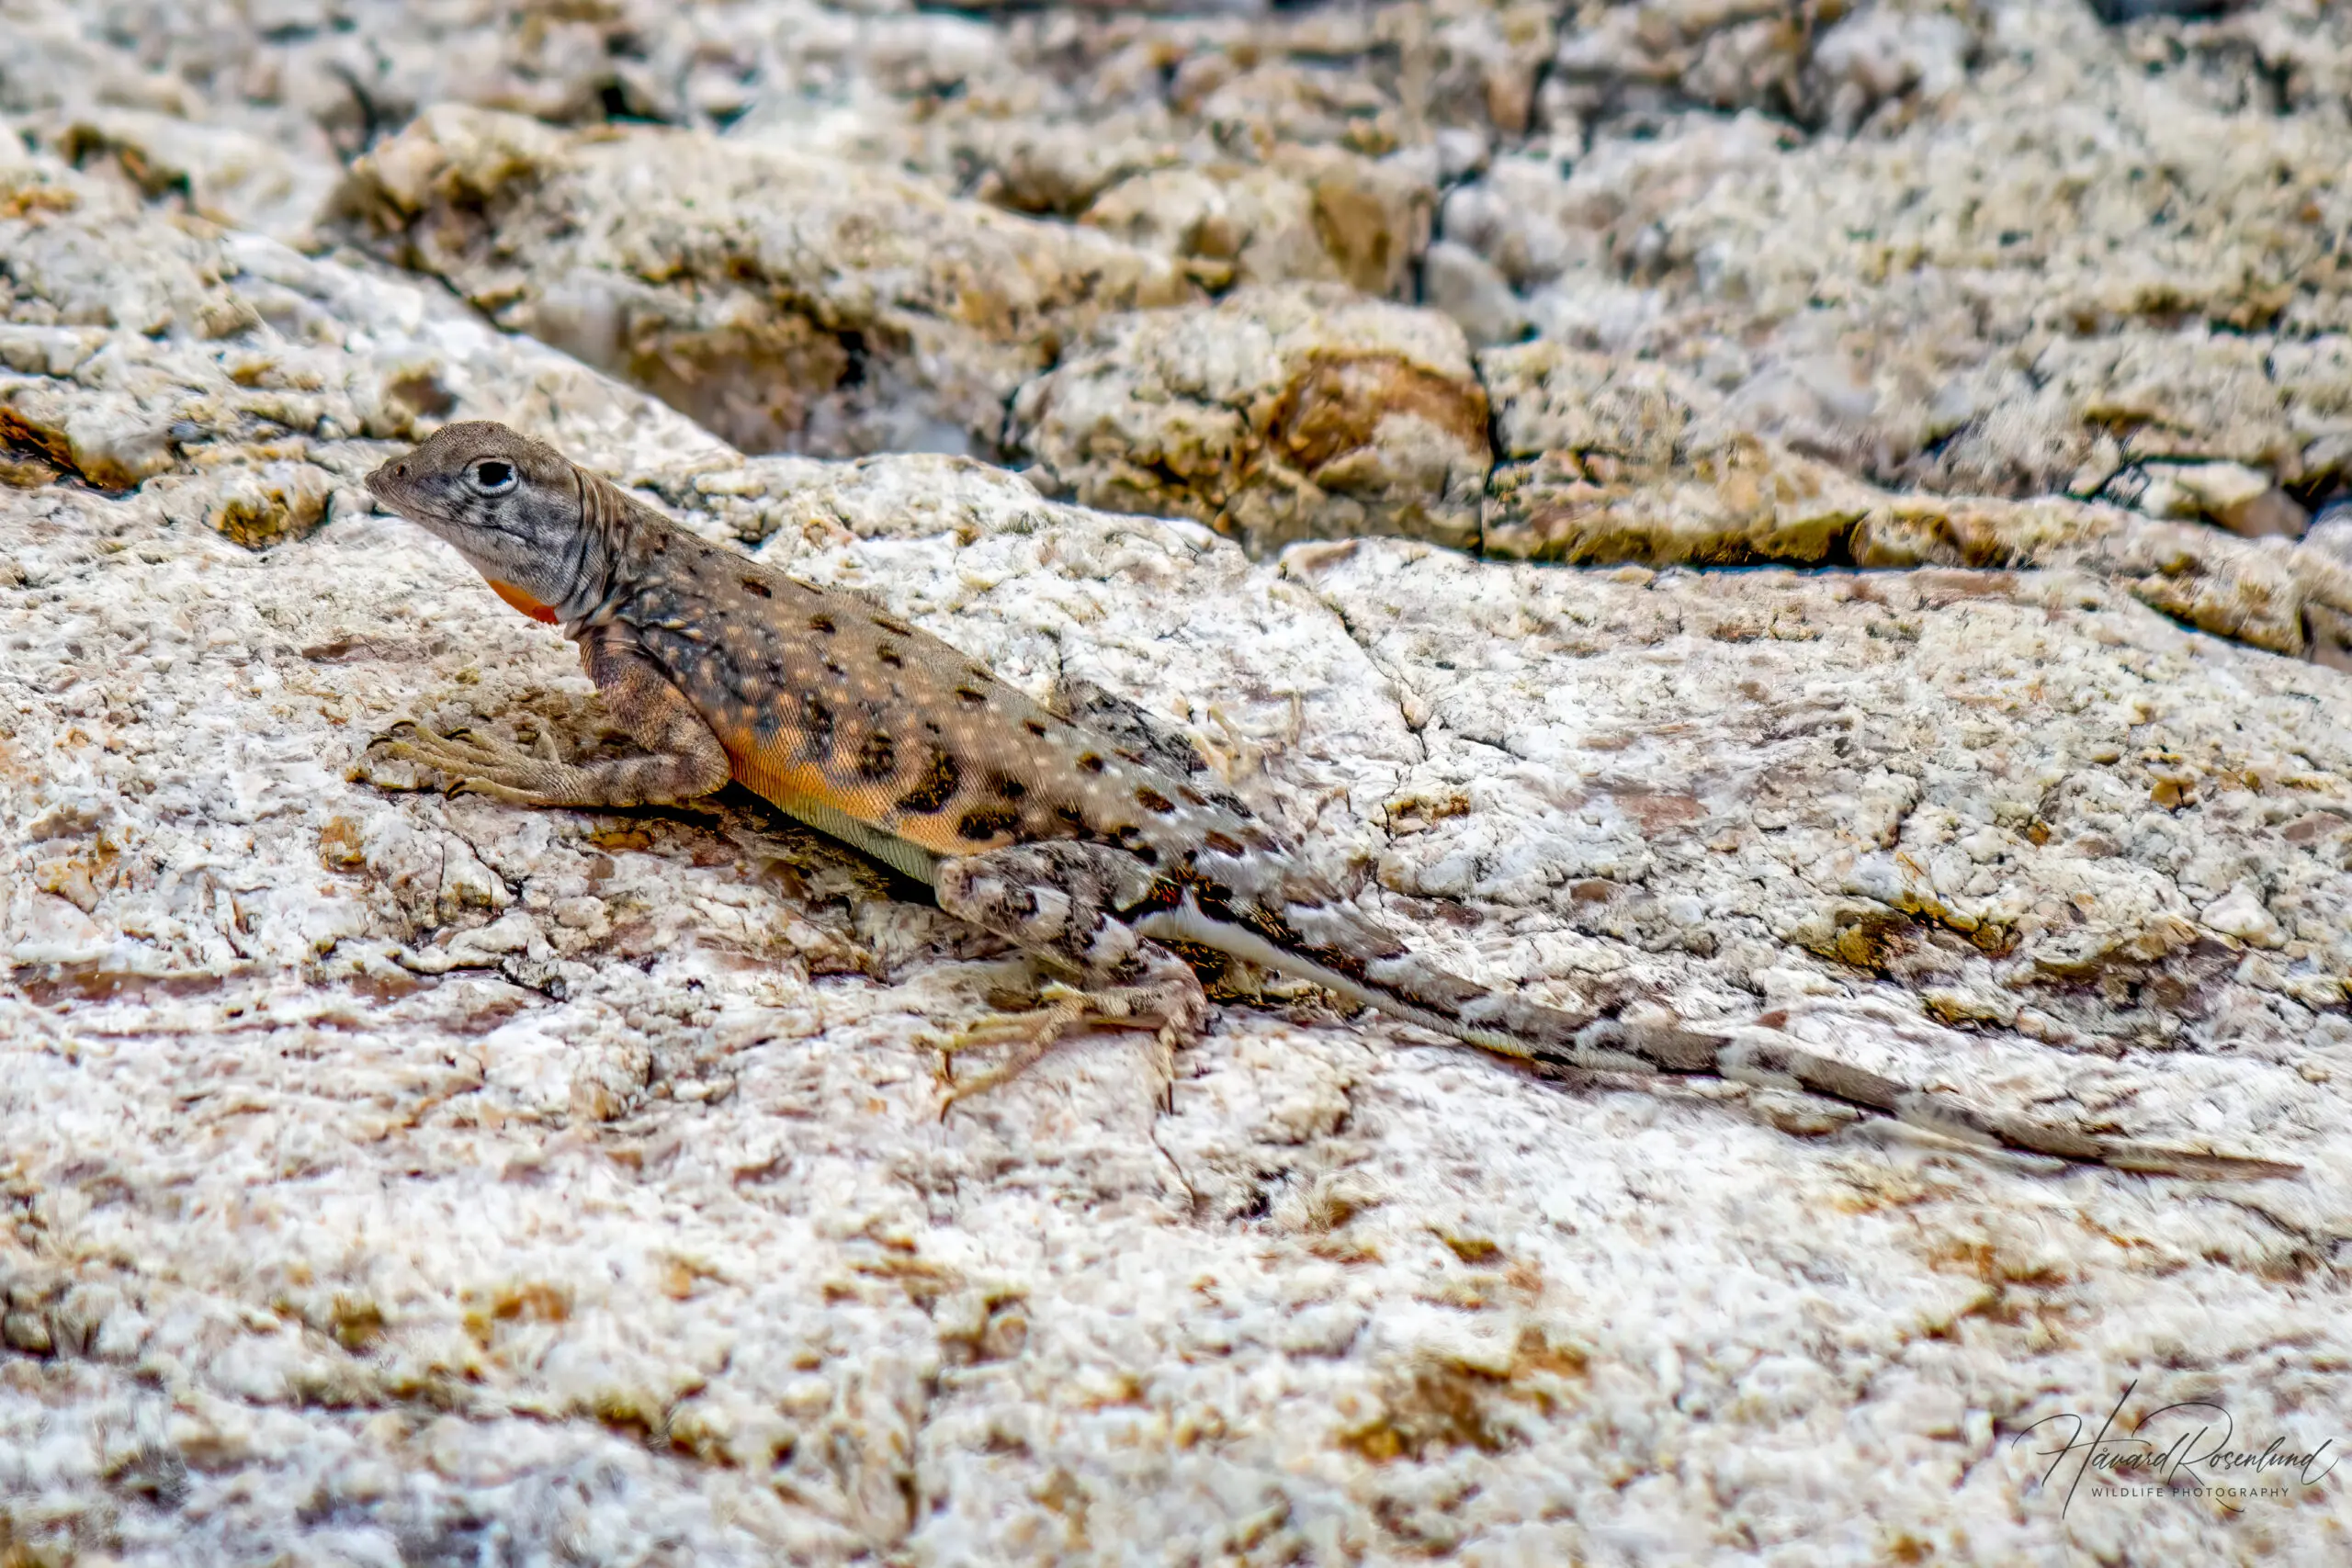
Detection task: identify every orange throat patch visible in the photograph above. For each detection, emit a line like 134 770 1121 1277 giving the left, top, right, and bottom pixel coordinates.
486 579 561 625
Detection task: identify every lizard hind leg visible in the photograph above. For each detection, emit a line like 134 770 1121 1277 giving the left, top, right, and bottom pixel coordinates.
928 841 1207 1111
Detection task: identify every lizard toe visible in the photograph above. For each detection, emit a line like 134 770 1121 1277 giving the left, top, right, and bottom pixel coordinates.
447 777 543 807
353 736 460 792
927 987 1092 1059
407 727 534 773
933 978 1196 1114
366 715 429 747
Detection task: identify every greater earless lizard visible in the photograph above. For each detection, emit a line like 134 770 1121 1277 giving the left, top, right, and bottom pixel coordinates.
356 421 2299 1179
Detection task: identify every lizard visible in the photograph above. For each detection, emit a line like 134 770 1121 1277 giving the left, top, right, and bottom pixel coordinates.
354 420 2300 1181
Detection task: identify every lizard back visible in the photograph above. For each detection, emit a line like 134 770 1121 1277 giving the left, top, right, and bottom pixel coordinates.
596 498 1284 888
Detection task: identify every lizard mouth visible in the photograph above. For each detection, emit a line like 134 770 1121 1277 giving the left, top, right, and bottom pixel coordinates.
362 460 405 503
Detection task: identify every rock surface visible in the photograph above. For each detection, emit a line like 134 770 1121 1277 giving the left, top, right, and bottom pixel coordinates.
331 105 1194 460
1009 283 1490 554
17 1 2346 579
3 5 2351 1567
1479 339 2352 660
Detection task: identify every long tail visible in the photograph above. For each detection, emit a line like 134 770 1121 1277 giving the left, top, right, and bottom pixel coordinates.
1211 896 2301 1181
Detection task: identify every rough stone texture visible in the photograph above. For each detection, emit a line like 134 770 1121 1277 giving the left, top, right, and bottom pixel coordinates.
0 139 728 555
15 1 2352 537
329 105 1194 460
1419 237 1531 349
5 4 2352 1565
0 0 808 155
1539 0 1981 136
1009 284 1490 555
1075 145 1437 299
1480 340 2352 660
895 0 1550 244
7 303 2351 1559
1446 2 2352 511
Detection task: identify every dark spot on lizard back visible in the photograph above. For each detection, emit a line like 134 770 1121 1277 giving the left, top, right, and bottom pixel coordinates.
897 748 961 815
873 613 914 637
857 730 895 780
957 805 1022 842
801 696 833 754
1129 844 1159 866
809 615 835 635
1179 786 1207 807
1202 830 1244 856
742 579 772 599
955 686 988 705
989 773 1025 801
876 645 904 668
1023 719 1050 738
1054 805 1087 830
1077 753 1105 773
1135 787 1174 814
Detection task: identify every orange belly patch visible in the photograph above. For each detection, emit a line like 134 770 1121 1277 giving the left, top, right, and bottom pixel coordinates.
486 579 560 625
729 743 1012 858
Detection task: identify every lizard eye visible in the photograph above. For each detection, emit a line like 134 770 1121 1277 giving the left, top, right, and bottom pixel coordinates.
469 458 517 495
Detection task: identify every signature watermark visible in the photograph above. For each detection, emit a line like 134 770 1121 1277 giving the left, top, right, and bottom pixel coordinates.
2013 1381 2338 1517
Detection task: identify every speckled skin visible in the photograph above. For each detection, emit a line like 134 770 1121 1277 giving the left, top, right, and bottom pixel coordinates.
361 423 2300 1177
607 524 1278 874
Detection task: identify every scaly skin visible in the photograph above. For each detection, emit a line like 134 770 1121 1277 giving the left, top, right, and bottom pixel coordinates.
356 421 2301 1178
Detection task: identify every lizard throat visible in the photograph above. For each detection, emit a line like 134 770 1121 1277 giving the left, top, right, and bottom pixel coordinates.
485 579 562 625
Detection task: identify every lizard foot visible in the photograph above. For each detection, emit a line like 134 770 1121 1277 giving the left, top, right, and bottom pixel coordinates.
929 969 1204 1114
357 716 563 804
927 840 1209 1112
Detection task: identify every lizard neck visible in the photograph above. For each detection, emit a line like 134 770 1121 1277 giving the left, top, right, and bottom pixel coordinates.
549 465 641 630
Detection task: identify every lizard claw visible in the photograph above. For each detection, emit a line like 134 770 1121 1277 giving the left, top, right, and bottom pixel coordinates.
449 777 543 807
929 986 1097 1113
930 979 1192 1114
356 713 561 805
368 716 424 747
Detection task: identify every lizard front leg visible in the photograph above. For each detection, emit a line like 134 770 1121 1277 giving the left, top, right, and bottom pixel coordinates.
361 630 731 808
929 841 1208 1109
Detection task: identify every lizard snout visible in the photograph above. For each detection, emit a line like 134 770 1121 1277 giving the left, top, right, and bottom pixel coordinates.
362 460 405 502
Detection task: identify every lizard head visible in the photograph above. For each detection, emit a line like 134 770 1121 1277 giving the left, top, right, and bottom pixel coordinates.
365 421 599 621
